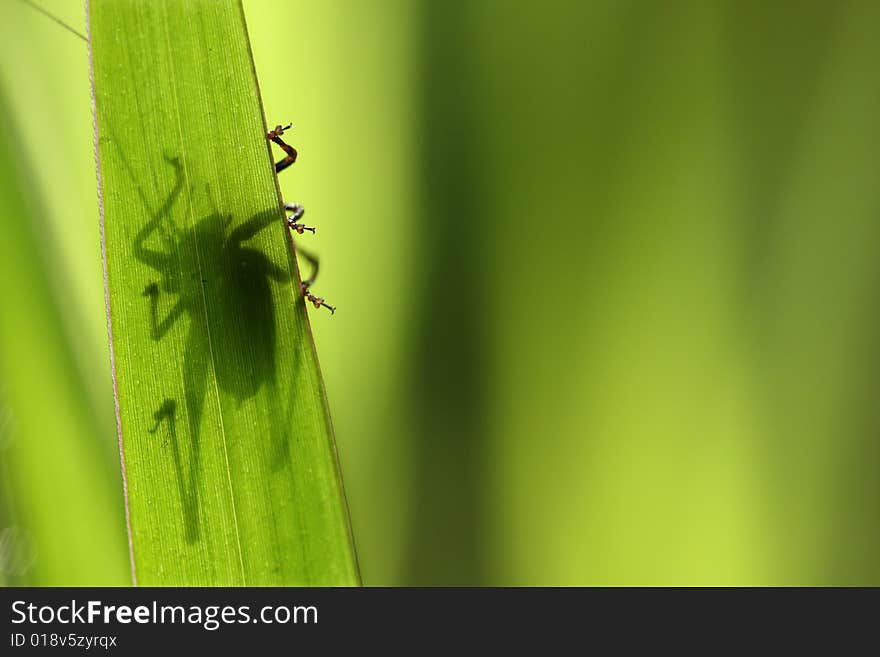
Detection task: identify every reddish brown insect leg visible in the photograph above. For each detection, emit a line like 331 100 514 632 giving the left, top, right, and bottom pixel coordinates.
266 123 291 139
296 247 335 314
301 282 335 315
266 123 298 173
268 123 334 314
285 202 315 234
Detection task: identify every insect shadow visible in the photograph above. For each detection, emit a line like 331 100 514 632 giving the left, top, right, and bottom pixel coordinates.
137 154 297 543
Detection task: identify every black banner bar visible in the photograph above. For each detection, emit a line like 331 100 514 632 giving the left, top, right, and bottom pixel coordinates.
0 587 871 653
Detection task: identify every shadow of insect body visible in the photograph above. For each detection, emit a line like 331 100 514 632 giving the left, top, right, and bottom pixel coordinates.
137 155 293 543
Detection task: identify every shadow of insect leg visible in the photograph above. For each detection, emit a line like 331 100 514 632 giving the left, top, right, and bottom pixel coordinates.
265 378 292 472
177 329 208 544
229 208 284 244
143 284 185 341
148 399 199 540
132 154 183 272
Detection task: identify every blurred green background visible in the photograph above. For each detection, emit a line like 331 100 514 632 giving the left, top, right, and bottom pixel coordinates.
2 0 880 585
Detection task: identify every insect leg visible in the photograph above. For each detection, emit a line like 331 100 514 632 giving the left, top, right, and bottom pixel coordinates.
284 202 315 234
295 246 335 314
148 399 176 435
133 154 183 271
266 123 298 174
143 284 186 339
266 123 332 314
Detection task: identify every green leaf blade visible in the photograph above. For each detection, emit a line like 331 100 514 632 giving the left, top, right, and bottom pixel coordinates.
89 0 358 586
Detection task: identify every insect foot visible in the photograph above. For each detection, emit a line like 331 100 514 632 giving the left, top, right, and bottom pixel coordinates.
285 202 315 234
301 281 335 315
266 123 291 140
148 399 177 434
